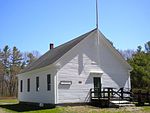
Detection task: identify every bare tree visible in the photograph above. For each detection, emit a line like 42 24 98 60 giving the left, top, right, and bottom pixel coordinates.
119 49 136 60
22 51 40 65
0 45 40 97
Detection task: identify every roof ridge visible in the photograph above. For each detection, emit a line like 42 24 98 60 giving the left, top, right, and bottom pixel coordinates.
50 28 97 51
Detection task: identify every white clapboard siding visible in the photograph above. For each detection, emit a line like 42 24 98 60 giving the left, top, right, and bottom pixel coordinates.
56 32 130 104
98 36 131 89
18 66 56 104
18 30 131 104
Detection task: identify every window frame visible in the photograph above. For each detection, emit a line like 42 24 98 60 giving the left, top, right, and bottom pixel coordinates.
47 74 51 91
36 76 39 92
20 80 23 92
27 78 30 92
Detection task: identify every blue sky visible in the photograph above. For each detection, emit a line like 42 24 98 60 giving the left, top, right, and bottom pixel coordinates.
0 0 150 54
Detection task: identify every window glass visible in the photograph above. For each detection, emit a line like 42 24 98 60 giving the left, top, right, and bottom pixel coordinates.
20 80 23 92
27 78 30 92
36 77 39 91
47 74 51 91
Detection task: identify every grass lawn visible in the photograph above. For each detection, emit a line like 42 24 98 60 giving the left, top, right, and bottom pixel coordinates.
0 99 18 104
0 99 150 113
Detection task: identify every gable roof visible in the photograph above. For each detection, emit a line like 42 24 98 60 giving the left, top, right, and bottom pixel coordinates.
21 28 132 74
98 31 132 70
21 28 97 73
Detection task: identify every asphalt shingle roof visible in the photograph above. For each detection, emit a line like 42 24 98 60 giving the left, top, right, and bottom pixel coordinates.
21 28 97 73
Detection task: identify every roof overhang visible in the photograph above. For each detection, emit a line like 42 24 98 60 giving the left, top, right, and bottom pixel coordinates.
90 70 103 74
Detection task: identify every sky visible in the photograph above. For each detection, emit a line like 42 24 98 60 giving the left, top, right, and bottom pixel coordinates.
0 0 150 54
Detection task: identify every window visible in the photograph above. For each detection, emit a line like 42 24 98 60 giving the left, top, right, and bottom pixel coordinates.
20 80 23 92
36 77 39 91
27 78 30 92
47 74 51 91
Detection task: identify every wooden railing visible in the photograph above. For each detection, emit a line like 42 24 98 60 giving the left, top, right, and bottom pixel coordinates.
90 87 132 102
133 90 150 105
90 88 150 106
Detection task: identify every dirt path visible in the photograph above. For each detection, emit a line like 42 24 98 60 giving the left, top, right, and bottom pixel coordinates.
0 108 7 113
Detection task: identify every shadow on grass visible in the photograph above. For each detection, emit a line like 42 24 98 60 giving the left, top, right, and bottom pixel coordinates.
0 103 56 112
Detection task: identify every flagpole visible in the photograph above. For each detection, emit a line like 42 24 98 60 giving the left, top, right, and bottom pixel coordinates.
96 0 99 29
96 0 101 67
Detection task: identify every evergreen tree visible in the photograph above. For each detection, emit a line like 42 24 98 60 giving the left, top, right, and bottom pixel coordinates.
0 45 40 96
145 41 150 53
0 45 11 96
128 45 150 91
8 46 23 96
27 52 38 64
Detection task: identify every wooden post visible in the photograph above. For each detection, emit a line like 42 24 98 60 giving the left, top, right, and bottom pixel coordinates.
130 89 132 101
90 89 92 102
99 88 102 98
98 88 100 101
120 88 124 99
111 88 113 98
108 88 111 107
103 88 105 98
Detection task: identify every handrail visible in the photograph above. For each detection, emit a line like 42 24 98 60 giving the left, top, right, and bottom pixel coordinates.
90 88 150 105
90 87 132 101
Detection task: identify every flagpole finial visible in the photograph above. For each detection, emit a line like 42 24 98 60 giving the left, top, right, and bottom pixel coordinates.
96 0 99 29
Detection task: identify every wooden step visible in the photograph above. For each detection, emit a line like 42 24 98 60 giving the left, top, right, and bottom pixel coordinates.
110 100 135 107
110 100 130 104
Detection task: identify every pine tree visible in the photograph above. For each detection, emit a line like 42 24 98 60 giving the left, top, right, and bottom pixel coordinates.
0 45 40 96
0 45 11 96
128 44 150 91
8 46 23 96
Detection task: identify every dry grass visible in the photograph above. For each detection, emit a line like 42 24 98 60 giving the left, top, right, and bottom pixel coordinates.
0 99 150 113
0 105 150 113
0 108 6 113
63 106 148 113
